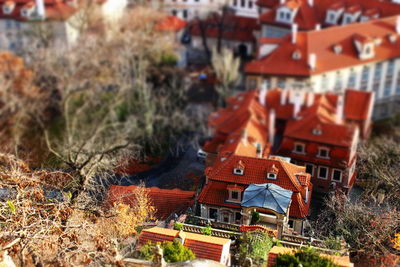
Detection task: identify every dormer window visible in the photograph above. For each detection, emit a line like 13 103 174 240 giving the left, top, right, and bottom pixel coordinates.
353 34 375 60
325 9 344 25
266 164 279 180
233 160 245 175
333 44 342 54
276 6 297 24
292 50 301 60
3 2 15 14
317 147 330 158
312 126 322 135
293 143 305 154
227 184 244 203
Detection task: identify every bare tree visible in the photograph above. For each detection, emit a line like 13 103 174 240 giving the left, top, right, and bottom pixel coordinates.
211 47 240 107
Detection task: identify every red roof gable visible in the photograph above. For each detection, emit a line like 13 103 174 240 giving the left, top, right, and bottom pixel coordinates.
156 15 186 31
190 14 260 42
107 185 195 220
246 16 400 76
139 227 230 262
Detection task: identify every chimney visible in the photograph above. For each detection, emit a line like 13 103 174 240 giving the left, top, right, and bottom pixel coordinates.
259 86 267 106
35 0 45 18
308 53 316 70
396 16 400 34
280 89 288 105
315 24 321 30
256 142 263 158
336 94 344 123
306 92 315 106
293 91 302 118
268 109 276 147
291 24 298 44
280 0 285 4
308 0 313 6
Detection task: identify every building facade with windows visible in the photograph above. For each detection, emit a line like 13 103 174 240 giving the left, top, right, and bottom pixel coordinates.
245 16 400 119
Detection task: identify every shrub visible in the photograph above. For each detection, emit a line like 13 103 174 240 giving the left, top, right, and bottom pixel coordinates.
162 240 195 263
251 211 260 224
173 222 183 231
274 247 339 267
201 225 212 236
238 230 273 266
139 240 195 263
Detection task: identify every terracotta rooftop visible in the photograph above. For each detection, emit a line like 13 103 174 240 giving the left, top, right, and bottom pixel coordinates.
107 185 195 220
156 15 186 31
190 14 260 42
246 16 400 76
139 227 230 262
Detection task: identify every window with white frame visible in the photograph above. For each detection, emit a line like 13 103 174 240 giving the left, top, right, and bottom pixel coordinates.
276 8 293 23
305 163 314 175
209 208 218 219
332 169 342 182
360 65 370 90
318 166 329 179
293 143 305 154
267 172 277 180
325 10 338 24
348 70 356 88
317 147 330 158
233 168 244 175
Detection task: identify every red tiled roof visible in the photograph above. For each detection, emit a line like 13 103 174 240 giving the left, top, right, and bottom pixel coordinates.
258 0 400 30
344 89 374 120
156 15 186 31
245 16 400 76
190 14 259 42
139 227 230 262
107 185 195 220
0 0 77 21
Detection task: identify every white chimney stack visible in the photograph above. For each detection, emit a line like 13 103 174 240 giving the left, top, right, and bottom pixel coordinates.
280 89 288 105
308 0 313 6
291 23 298 44
280 0 285 4
268 109 276 147
259 86 267 106
396 16 400 34
308 53 316 70
336 94 344 123
35 0 45 19
293 91 302 118
315 24 321 30
306 92 315 106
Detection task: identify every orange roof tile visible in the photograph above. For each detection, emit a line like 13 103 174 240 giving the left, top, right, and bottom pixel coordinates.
246 16 400 76
107 185 195 220
156 15 186 31
139 227 230 262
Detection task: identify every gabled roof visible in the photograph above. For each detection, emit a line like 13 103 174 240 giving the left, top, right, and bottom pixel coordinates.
257 0 400 30
242 183 293 214
156 15 186 31
245 16 400 76
107 185 195 220
189 14 260 42
139 227 230 262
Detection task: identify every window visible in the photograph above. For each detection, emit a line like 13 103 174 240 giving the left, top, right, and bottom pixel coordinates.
231 191 239 200
360 66 370 90
209 208 218 220
235 212 242 222
294 143 305 154
317 147 329 158
248 0 253 8
241 0 245 7
288 220 294 228
332 169 342 182
334 71 343 91
233 0 237 6
222 212 230 223
277 79 286 89
6 20 12 29
348 71 356 88
233 168 244 175
318 166 328 179
305 164 314 175
373 63 382 93
384 60 395 97
267 173 277 180
172 10 177 16
321 75 329 90
182 9 188 19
